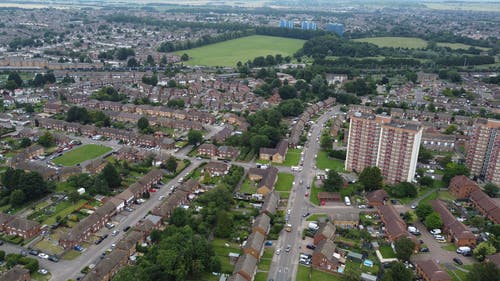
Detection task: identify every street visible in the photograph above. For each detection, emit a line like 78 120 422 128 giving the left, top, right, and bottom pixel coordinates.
267 106 340 281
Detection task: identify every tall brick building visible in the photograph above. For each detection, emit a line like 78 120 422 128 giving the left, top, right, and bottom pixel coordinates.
466 118 500 185
345 113 422 184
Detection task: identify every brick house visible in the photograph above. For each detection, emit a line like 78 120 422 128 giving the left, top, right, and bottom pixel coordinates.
448 176 479 199
243 231 265 260
313 222 337 245
259 140 288 164
415 260 451 281
261 191 280 216
0 265 30 281
231 254 257 281
430 200 476 247
198 143 218 157
218 145 239 159
470 189 500 224
204 162 229 176
366 189 389 206
311 240 344 274
252 214 271 236
4 218 41 239
331 213 359 229
378 205 410 241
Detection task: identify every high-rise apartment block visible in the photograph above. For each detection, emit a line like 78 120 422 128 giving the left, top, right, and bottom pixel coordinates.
466 118 500 185
345 113 422 184
279 20 294 29
326 23 344 36
301 21 317 30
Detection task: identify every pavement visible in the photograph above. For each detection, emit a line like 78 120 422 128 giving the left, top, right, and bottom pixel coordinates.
267 106 341 281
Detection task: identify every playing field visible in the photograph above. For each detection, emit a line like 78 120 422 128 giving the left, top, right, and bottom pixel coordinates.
352 37 428 49
53 144 112 166
176 35 305 67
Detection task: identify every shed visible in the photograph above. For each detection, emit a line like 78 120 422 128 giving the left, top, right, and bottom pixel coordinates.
361 273 378 281
347 251 363 262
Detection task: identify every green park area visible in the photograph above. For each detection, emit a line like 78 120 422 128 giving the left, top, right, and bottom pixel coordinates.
297 265 342 281
275 172 294 192
282 148 302 166
177 35 305 67
316 151 345 171
353 36 488 51
53 144 112 166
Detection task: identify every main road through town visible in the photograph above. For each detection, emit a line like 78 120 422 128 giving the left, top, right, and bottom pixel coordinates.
267 106 341 281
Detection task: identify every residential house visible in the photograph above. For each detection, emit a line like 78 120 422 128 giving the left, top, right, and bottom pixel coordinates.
313 222 337 245
198 143 218 158
378 205 410 241
448 175 479 199
470 189 500 224
252 214 271 236
204 162 229 176
218 146 239 159
485 252 500 269
331 213 359 229
231 253 257 281
430 200 476 247
83 249 129 281
243 231 265 260
85 158 107 174
0 265 30 281
212 126 233 143
248 166 279 195
366 189 389 206
116 230 143 255
311 240 344 274
259 140 288 164
261 191 280 216
0 213 15 232
415 260 451 281
4 218 41 239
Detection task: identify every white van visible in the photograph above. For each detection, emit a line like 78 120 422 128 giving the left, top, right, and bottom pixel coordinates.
344 196 351 206
456 246 471 254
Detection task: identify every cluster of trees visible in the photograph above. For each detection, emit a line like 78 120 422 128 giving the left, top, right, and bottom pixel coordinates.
435 55 495 66
141 74 158 86
90 86 128 102
327 149 347 160
296 35 380 59
246 53 289 68
226 108 285 153
389 182 417 199
31 72 56 87
394 237 416 261
343 78 377 96
317 57 422 70
442 162 469 184
4 72 23 90
439 70 462 83
358 166 384 191
37 131 55 148
66 163 122 196
187 130 203 145
466 262 500 281
166 99 185 109
158 30 253 52
137 117 153 134
1 253 39 273
415 203 443 230
66 106 111 127
1 168 53 207
8 37 43 50
98 47 135 61
323 170 344 192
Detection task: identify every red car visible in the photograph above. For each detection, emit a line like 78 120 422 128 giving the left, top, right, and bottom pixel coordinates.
305 192 309 197
149 188 157 193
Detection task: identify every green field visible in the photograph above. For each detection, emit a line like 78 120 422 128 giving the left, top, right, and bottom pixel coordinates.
282 148 302 167
53 144 112 166
316 151 345 171
353 37 428 49
275 172 294 192
177 35 305 67
437 42 489 51
297 265 342 281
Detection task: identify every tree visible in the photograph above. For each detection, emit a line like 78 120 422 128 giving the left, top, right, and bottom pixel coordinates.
418 176 434 187
187 130 203 145
466 262 500 281
391 182 417 198
101 164 121 189
418 145 433 164
9 189 26 206
165 157 177 173
424 212 443 230
278 85 297 99
473 242 496 261
323 170 344 192
484 183 499 197
416 203 433 220
7 72 23 88
214 210 233 238
394 237 415 261
19 138 31 148
127 57 139 67
170 207 189 227
249 134 270 152
181 53 189 61
359 166 383 191
444 124 458 135
320 133 333 150
137 116 150 131
91 175 110 195
443 163 470 184
37 131 55 147
382 262 414 281
68 190 80 203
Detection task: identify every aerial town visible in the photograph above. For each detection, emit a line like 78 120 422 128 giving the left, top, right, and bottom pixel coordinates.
0 0 498 281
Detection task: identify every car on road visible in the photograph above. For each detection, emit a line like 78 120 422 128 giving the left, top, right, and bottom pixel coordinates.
275 249 281 255
306 244 316 250
123 226 131 232
125 207 134 212
453 258 463 265
29 250 39 256
285 245 291 253
305 192 309 197
38 253 49 259
149 188 157 193
159 195 165 201
20 250 27 256
112 230 119 236
430 229 442 235
411 204 417 209
306 185 310 189
38 269 48 275
302 212 310 217
420 247 429 252
48 255 59 262
95 238 103 245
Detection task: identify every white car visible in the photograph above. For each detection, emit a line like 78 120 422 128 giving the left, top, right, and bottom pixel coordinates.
275 249 281 255
38 253 49 259
434 235 445 240
158 195 165 201
38 269 48 275
430 229 442 235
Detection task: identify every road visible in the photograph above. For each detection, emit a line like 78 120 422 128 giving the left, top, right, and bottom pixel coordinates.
267 106 340 281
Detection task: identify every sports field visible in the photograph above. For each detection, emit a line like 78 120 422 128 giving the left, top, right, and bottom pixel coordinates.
352 37 428 49
53 144 112 166
176 35 305 67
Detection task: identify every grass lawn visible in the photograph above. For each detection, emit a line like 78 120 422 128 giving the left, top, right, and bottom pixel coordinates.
310 182 326 206
316 151 344 171
282 148 302 167
177 35 304 67
42 199 87 225
442 243 458 252
437 42 489 51
32 272 52 281
53 144 112 166
62 250 81 260
306 214 329 222
34 239 65 256
275 173 294 192
258 257 272 271
420 190 439 205
240 178 257 194
212 238 241 274
352 37 428 49
379 245 396 258
254 272 267 281
296 265 342 281
278 191 290 199
439 190 456 202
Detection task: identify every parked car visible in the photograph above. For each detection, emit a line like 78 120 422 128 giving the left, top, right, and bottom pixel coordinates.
0 240 3 245
74 245 84 252
111 230 119 236
285 245 291 253
38 253 49 259
29 250 39 256
430 229 442 235
123 226 131 232
124 207 134 212
420 247 429 252
48 255 59 262
306 244 316 250
453 258 463 265
38 269 48 275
